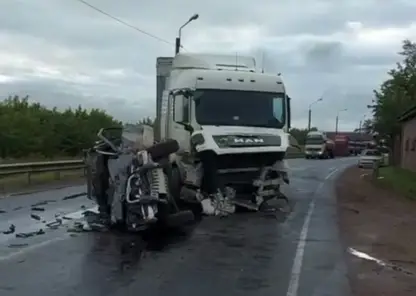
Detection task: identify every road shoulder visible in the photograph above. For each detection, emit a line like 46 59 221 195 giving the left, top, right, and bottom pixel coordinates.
336 166 416 296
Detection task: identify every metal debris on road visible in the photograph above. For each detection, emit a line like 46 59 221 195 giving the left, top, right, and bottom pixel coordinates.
0 209 6 214
15 229 45 238
46 218 63 229
13 206 23 211
30 213 41 221
31 207 45 212
63 192 87 201
349 247 415 277
2 224 16 235
31 200 55 207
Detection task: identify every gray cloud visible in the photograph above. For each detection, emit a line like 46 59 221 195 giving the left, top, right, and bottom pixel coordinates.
1 0 416 130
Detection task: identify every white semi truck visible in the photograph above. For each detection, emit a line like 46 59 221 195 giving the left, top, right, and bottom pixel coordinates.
304 131 335 159
154 53 292 213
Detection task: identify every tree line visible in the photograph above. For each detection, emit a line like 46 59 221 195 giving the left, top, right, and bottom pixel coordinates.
0 95 122 159
370 39 416 164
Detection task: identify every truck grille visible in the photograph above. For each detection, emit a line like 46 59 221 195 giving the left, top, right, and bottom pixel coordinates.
215 152 285 170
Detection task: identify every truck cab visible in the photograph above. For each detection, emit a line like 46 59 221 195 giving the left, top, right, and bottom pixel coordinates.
155 53 292 209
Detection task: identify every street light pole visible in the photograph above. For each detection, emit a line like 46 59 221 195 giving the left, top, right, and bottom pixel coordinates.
175 13 199 55
308 97 323 131
335 108 347 134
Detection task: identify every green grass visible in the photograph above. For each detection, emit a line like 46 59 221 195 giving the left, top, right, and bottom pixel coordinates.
377 166 416 200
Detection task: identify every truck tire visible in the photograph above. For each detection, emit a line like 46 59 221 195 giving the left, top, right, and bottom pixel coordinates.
168 165 182 203
146 139 179 162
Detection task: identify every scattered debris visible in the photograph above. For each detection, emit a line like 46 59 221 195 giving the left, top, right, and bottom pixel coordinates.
83 210 98 217
12 206 23 211
0 209 6 214
31 200 55 207
62 216 73 220
2 224 15 235
45 218 63 229
67 222 89 233
30 213 41 221
349 247 415 276
31 207 45 212
63 192 87 201
80 205 86 210
67 220 108 233
15 229 45 238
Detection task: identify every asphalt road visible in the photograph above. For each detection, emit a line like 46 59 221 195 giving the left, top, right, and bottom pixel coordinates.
0 157 356 296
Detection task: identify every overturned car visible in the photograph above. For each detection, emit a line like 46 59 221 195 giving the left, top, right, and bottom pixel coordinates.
84 126 194 232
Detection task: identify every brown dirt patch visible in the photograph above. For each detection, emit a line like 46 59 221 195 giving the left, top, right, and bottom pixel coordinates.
336 166 416 296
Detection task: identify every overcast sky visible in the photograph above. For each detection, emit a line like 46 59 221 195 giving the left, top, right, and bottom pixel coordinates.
1 0 416 131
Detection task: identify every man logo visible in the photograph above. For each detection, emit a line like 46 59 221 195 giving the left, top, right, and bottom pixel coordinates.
233 137 264 144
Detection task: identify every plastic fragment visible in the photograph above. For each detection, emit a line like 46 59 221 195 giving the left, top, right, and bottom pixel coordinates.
2 224 16 234
30 213 41 221
15 229 45 238
31 207 45 212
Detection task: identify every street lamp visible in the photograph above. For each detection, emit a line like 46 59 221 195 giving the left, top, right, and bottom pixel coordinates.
175 13 199 55
307 97 323 131
335 108 347 134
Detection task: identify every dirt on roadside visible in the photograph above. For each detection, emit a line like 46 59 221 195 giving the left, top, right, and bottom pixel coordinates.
336 166 416 296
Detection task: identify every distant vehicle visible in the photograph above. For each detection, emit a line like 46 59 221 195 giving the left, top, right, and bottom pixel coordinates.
358 149 383 168
304 131 335 159
333 134 350 157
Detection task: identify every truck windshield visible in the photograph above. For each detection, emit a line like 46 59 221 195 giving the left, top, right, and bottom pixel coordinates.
193 89 285 128
306 135 324 145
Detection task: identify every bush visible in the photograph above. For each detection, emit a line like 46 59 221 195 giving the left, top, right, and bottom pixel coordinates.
0 95 122 159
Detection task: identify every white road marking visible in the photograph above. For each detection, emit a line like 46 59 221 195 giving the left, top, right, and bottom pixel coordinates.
286 200 315 296
285 168 339 296
325 168 339 180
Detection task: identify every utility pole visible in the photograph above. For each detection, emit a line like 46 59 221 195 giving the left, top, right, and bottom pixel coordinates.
335 108 347 134
175 14 199 55
308 97 323 131
335 115 339 134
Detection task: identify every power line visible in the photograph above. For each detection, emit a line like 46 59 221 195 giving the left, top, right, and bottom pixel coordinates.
74 0 175 47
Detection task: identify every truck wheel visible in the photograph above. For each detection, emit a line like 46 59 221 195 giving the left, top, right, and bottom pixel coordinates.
168 165 182 203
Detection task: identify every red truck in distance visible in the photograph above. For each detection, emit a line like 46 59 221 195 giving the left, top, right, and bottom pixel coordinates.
333 134 350 157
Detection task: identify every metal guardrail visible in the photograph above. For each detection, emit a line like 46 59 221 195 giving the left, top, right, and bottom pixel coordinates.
0 160 86 184
0 152 305 184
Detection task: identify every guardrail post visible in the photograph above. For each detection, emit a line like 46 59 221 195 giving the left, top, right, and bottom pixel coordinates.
27 171 31 185
54 171 61 180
